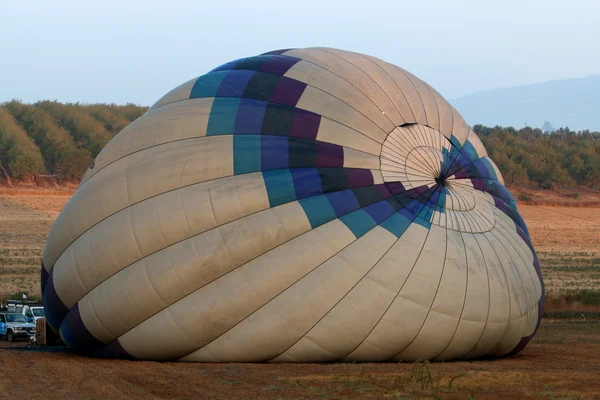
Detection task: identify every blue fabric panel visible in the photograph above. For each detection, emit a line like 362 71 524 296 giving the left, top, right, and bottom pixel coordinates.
363 200 396 224
449 134 462 149
206 98 241 135
326 189 360 217
189 72 228 98
262 169 296 207
216 70 255 97
380 212 413 238
235 99 268 134
480 158 498 181
415 203 433 229
462 140 480 163
233 135 261 175
299 195 337 229
261 136 289 170
291 168 322 199
210 58 243 72
340 209 376 239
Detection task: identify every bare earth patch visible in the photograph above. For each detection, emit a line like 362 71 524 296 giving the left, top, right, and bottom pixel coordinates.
0 321 598 399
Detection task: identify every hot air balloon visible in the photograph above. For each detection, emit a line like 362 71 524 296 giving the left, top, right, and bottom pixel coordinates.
41 48 544 362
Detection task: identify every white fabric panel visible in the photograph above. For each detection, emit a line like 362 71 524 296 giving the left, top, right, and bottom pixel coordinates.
44 136 234 274
464 232 511 358
344 224 447 361
81 98 214 185
393 228 467 361
434 232 490 360
313 48 410 126
343 147 380 170
76 201 312 344
362 55 427 125
149 77 196 110
118 220 356 360
53 173 268 309
183 227 397 362
269 223 428 362
400 69 440 131
285 60 395 134
429 85 454 139
297 86 388 144
316 117 382 156
466 130 488 159
450 104 470 145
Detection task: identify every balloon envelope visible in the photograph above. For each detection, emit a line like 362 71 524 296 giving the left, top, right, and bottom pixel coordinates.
42 48 544 362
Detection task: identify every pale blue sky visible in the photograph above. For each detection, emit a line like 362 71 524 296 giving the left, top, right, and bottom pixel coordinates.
1 0 598 105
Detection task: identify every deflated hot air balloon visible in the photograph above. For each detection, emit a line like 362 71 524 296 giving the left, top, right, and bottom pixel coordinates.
41 47 544 362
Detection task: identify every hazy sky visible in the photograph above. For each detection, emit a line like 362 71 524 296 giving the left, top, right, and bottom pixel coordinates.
1 0 599 105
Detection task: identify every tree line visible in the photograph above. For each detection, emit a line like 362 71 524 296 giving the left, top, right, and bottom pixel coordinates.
474 125 600 190
0 101 146 180
0 100 599 190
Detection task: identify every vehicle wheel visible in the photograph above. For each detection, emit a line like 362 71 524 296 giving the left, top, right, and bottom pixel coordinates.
7 330 14 342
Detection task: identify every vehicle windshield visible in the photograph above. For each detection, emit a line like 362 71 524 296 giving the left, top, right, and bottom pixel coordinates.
32 308 45 317
5 314 27 323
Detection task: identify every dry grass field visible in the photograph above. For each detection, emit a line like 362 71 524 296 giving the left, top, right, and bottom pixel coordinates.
0 193 72 299
0 188 598 399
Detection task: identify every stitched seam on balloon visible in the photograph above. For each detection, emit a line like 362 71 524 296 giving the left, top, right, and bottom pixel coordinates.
82 98 383 185
178 186 439 362
469 231 515 357
460 231 501 359
314 48 399 128
429 229 471 361
45 135 381 273
388 201 451 360
486 226 535 354
325 189 439 361
56 183 401 345
360 55 419 124
155 188 439 361
264 195 438 362
491 217 541 331
442 229 491 359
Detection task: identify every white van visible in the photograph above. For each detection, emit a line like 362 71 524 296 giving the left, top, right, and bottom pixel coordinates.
5 300 45 324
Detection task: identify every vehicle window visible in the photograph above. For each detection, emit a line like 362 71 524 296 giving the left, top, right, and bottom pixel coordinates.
6 314 27 323
0 315 5 323
25 309 33 318
32 308 45 317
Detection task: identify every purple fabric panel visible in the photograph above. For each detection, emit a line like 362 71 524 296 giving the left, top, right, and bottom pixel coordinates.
42 269 70 333
316 141 343 168
96 339 135 360
60 304 104 351
234 99 268 134
410 185 429 197
470 178 488 192
346 168 374 188
261 49 293 56
377 184 392 199
290 109 320 140
453 170 469 179
327 190 360 217
216 70 254 97
258 56 301 75
40 263 49 296
270 77 307 107
364 201 395 224
385 181 406 195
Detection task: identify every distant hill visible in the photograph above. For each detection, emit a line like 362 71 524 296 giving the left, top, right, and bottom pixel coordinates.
451 75 600 131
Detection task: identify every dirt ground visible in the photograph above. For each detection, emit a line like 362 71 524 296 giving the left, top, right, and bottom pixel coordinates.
0 321 598 399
